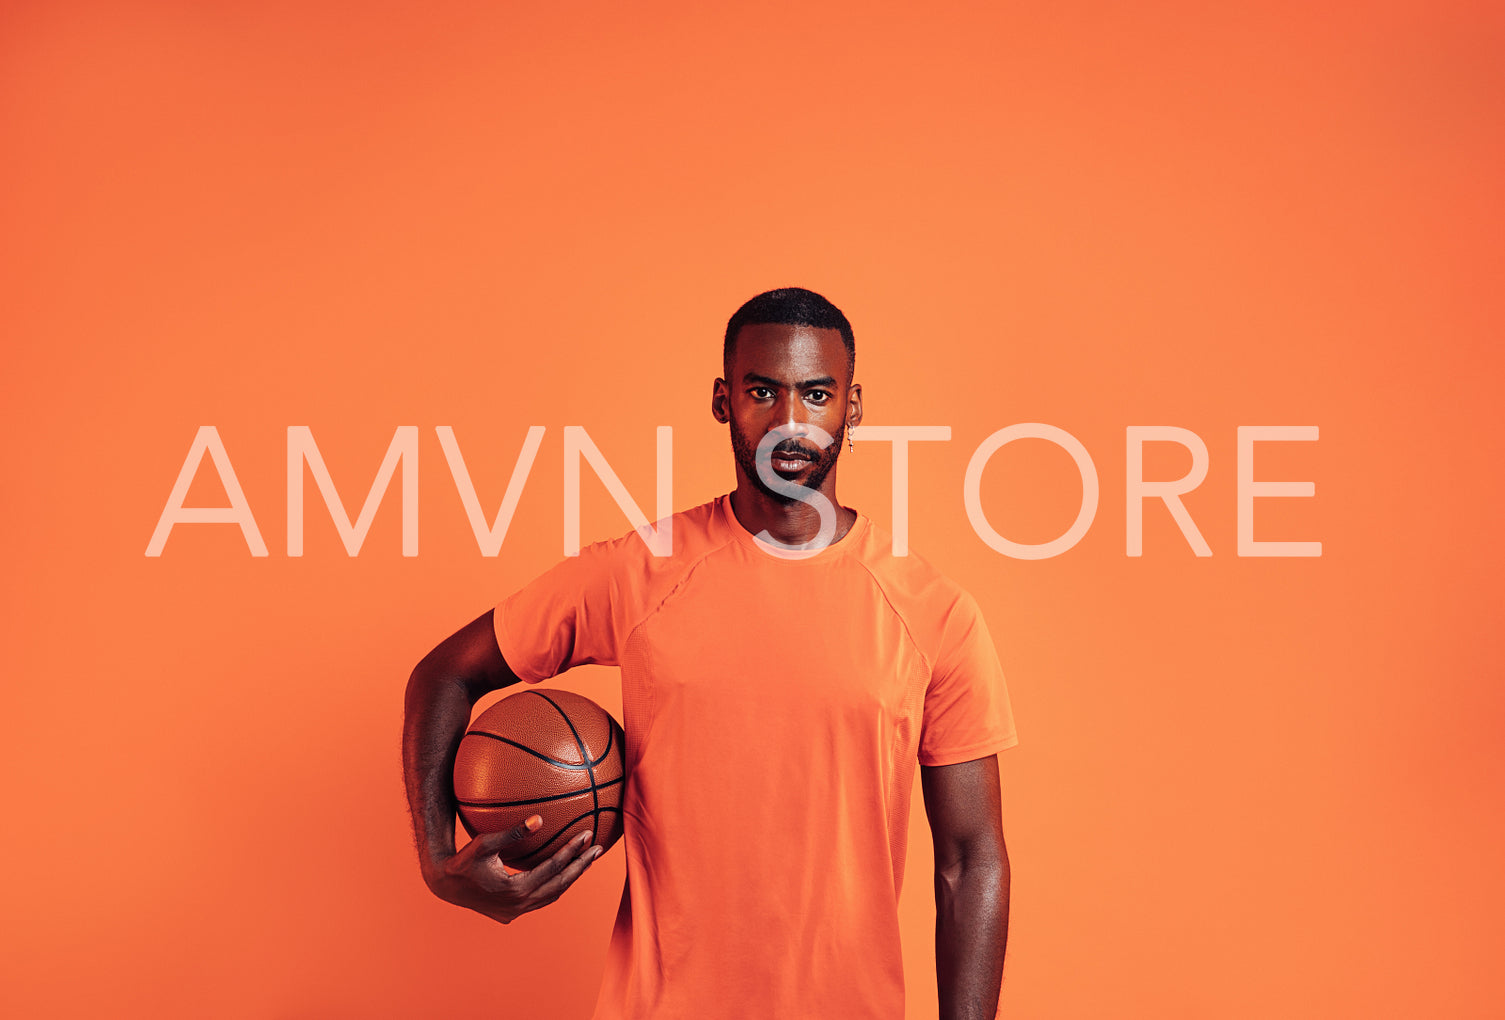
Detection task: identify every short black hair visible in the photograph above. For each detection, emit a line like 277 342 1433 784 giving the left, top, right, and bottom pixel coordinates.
723 287 856 381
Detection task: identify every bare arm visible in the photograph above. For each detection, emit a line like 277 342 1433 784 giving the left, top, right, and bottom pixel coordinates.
402 609 600 924
921 755 1010 1019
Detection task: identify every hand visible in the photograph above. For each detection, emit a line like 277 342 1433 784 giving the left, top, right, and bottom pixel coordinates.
426 816 604 925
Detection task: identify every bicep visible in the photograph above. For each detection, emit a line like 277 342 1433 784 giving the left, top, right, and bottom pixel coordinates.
920 755 1005 869
414 609 525 701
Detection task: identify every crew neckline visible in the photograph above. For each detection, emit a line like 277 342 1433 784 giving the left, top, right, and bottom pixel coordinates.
717 492 869 563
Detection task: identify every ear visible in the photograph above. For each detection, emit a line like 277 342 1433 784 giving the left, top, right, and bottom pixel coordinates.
846 381 863 430
711 377 729 424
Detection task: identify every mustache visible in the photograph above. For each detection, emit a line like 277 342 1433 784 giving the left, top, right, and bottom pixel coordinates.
769 443 819 459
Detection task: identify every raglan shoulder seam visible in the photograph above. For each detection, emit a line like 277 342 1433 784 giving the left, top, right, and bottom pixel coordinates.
622 533 742 648
852 556 935 680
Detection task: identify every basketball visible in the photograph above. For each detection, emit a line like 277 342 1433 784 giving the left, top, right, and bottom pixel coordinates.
452 688 626 871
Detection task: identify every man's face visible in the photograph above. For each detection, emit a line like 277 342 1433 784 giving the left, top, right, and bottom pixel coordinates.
714 323 860 504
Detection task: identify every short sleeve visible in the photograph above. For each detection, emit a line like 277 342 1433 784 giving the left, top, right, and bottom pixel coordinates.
494 539 629 683
918 590 1018 766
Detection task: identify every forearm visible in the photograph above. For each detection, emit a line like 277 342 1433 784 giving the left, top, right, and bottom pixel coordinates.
399 610 596 923
935 845 1010 1020
402 660 479 885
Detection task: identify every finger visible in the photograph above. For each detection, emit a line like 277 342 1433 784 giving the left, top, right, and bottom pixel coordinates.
455 815 543 863
534 843 605 902
513 831 593 891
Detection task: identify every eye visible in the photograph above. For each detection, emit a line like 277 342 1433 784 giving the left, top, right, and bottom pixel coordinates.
806 390 832 404
749 387 774 400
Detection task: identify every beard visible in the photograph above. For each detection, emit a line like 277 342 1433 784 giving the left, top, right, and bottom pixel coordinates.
728 410 845 506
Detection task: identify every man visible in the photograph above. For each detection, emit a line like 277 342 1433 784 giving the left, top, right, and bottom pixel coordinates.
403 287 1017 1019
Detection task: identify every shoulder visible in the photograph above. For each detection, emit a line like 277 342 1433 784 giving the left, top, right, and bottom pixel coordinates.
569 496 736 594
851 518 988 650
507 497 734 623
853 518 972 608
582 496 727 562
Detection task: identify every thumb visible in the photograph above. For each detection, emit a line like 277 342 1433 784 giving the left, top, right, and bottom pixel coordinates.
461 815 543 860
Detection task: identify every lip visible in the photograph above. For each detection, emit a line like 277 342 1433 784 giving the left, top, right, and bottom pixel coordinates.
769 453 812 473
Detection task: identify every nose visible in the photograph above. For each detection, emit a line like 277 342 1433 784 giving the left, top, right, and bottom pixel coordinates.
775 392 811 433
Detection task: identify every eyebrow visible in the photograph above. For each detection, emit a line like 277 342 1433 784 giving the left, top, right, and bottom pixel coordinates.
742 372 839 389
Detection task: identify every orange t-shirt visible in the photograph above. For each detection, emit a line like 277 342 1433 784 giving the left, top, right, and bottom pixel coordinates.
495 493 1017 1020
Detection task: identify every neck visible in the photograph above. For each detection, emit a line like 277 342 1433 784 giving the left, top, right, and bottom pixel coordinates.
729 474 856 548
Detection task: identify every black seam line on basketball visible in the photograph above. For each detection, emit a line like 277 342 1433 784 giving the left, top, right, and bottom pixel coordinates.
529 690 600 842
523 807 623 858
591 721 615 768
527 690 595 774
457 776 624 808
464 731 594 770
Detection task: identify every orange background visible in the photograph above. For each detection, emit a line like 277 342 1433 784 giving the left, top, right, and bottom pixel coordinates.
4 1 1503 1017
